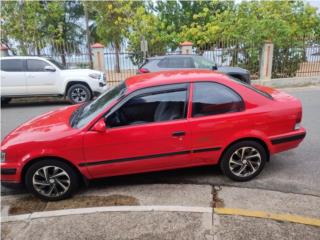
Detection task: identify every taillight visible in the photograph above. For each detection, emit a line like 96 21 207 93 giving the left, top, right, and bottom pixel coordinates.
294 108 302 130
138 68 150 74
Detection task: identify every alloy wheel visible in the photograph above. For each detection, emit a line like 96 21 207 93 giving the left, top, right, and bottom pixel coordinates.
228 146 262 178
71 87 88 103
32 166 71 198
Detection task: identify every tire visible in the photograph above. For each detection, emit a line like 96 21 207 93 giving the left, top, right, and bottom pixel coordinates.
25 159 79 201
67 83 92 104
220 140 267 182
1 97 11 105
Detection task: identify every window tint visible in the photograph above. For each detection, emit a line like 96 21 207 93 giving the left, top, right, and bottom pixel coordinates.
27 59 49 71
158 57 194 68
192 82 244 117
107 89 187 128
193 56 215 69
0 59 25 72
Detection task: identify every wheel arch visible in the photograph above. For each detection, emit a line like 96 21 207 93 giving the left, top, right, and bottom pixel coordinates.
219 137 270 164
65 81 92 96
21 156 87 186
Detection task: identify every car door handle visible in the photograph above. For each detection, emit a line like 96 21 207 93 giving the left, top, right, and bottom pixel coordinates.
172 131 186 137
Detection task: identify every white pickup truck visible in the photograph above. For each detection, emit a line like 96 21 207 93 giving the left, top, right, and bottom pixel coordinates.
0 56 108 104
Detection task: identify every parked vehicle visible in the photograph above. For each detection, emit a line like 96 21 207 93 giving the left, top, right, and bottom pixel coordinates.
138 54 251 84
0 56 107 104
1 70 305 201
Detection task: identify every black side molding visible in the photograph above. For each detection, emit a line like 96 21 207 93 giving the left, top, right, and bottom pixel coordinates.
1 168 17 175
271 132 306 145
79 147 221 167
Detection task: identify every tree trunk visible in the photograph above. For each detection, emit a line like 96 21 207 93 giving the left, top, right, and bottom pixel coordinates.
84 3 93 69
115 43 120 73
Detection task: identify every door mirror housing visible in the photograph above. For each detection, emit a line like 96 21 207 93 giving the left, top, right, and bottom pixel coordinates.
91 119 107 133
44 65 56 72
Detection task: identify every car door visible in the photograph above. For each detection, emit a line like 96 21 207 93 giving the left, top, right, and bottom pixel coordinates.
82 83 194 178
189 82 245 164
26 59 57 94
0 58 27 96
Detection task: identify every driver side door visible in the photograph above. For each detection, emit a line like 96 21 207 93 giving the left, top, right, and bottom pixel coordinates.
83 83 194 178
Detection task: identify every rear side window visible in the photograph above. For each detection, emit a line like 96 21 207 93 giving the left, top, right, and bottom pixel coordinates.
192 82 244 117
27 59 48 71
158 57 195 68
0 59 25 72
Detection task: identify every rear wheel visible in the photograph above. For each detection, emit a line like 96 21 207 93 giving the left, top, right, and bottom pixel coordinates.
220 140 267 181
25 160 79 201
67 83 92 104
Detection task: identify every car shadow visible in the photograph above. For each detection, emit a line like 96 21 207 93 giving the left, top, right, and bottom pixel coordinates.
2 100 70 108
87 165 222 190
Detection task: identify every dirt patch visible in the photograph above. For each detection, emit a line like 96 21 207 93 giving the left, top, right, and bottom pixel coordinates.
3 195 139 216
3 196 47 215
45 195 139 211
212 186 224 208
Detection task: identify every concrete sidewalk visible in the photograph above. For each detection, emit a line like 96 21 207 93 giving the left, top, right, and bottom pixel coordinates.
1 184 320 240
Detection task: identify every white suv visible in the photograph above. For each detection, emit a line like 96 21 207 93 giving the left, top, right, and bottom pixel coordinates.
0 56 108 104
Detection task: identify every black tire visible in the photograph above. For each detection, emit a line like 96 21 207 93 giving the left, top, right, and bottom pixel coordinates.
1 97 11 105
220 140 267 182
67 83 92 104
25 159 79 201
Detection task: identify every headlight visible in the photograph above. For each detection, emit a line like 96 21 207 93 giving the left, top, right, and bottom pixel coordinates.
1 152 5 163
88 73 100 79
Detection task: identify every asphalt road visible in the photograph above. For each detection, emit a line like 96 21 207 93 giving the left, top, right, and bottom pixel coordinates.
1 87 320 196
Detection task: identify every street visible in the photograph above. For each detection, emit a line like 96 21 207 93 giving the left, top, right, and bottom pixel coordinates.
1 86 320 197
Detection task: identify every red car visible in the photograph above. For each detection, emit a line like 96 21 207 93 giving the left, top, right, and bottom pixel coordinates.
1 70 306 201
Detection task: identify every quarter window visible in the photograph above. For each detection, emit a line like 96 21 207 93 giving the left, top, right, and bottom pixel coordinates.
0 59 25 72
107 88 188 128
27 60 49 72
192 82 244 117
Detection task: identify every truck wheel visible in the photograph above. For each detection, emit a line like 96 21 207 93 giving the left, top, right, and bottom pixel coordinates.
25 159 79 201
67 84 92 104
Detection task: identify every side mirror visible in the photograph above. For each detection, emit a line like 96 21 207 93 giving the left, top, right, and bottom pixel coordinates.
212 65 218 70
44 65 56 72
91 119 107 133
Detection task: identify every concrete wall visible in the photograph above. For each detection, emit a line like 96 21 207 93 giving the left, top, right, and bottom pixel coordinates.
253 76 320 88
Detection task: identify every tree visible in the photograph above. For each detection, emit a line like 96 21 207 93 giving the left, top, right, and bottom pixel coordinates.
89 1 142 73
180 0 320 77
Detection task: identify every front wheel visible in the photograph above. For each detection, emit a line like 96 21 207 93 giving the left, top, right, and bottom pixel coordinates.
25 160 79 201
220 141 267 181
67 84 92 104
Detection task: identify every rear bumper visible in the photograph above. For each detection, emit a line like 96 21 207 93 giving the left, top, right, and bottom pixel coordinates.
269 128 306 154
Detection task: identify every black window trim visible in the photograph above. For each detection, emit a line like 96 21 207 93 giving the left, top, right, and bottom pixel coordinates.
103 83 190 129
191 81 245 119
0 58 27 72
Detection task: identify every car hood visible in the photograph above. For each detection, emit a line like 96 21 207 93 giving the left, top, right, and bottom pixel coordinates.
1 105 80 149
61 69 102 75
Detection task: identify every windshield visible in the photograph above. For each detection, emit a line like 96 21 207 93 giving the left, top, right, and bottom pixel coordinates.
193 55 216 69
72 82 127 128
46 58 66 70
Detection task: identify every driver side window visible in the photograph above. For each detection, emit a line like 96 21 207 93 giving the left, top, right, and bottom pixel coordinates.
106 88 188 128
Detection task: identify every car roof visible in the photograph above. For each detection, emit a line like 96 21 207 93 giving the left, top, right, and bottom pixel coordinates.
0 56 51 60
147 54 199 60
125 69 231 91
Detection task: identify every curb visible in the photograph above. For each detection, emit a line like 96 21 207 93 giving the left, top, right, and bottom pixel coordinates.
2 205 320 228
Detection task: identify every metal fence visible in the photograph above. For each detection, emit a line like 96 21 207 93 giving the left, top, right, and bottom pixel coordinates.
6 37 320 85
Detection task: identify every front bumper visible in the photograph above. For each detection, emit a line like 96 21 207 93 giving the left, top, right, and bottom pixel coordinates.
0 162 22 184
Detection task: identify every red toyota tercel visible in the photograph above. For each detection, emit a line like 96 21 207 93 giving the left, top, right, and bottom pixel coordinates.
1 70 306 201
